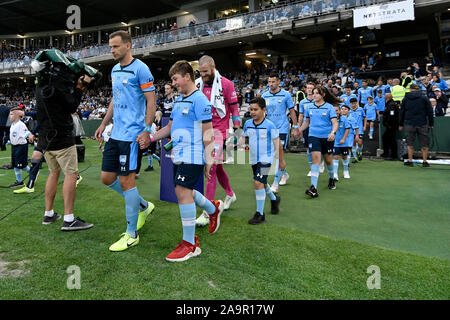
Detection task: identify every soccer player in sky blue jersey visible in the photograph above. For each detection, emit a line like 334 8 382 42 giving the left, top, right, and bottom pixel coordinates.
340 85 358 107
242 97 281 225
298 82 315 176
364 96 377 140
94 31 157 252
349 97 366 162
374 89 386 115
332 105 352 181
148 60 224 262
299 86 339 198
357 80 373 108
372 80 387 97
262 73 300 192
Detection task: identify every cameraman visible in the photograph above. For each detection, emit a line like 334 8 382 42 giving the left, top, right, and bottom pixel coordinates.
36 74 94 231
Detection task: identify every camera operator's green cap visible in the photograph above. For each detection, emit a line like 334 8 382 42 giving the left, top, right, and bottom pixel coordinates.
34 48 99 77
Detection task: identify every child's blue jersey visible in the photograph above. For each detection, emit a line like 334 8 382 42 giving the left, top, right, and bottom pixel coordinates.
364 103 377 121
340 93 357 107
243 118 279 165
349 107 366 132
374 96 385 112
334 116 351 147
298 97 314 123
170 90 212 165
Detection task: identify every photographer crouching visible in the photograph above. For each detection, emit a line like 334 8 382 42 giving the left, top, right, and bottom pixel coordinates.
34 50 100 231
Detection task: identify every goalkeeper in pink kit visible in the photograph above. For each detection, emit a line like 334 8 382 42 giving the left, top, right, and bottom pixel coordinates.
195 55 240 227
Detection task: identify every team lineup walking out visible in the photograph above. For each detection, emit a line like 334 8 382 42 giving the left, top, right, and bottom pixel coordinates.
1 23 433 263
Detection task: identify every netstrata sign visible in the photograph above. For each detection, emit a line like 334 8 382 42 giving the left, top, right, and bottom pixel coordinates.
353 0 415 28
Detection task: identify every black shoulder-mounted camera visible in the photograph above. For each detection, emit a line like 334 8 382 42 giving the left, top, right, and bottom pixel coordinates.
31 49 102 92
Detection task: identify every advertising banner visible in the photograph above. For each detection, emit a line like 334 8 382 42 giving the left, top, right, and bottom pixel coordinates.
353 0 415 28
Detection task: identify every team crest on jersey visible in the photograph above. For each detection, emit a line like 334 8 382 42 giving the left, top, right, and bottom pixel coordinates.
119 155 127 165
268 105 276 114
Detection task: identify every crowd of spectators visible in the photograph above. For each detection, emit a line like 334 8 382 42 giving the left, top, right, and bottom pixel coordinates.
1 0 404 65
1 48 448 118
226 52 448 117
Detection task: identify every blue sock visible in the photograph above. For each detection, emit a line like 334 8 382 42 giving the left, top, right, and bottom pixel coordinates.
25 166 30 173
255 189 266 215
152 154 160 162
311 164 319 188
343 158 350 171
273 169 282 185
123 187 140 237
307 150 312 168
359 145 363 155
14 168 22 182
265 185 277 201
327 164 334 179
108 178 147 210
179 203 196 245
272 159 280 185
148 157 153 167
193 190 216 214
370 127 374 136
333 159 339 176
352 146 358 159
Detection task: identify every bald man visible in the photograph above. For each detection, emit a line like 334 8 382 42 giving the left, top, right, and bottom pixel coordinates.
195 55 240 227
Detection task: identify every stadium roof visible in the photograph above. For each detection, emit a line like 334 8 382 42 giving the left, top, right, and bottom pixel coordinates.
0 0 202 35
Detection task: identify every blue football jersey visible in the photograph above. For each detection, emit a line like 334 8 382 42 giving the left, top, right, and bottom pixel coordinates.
262 89 294 134
170 90 212 165
349 107 366 132
306 102 337 139
243 118 279 165
358 86 373 105
364 103 377 121
110 58 155 142
340 93 357 107
299 97 314 123
374 96 385 112
334 116 351 147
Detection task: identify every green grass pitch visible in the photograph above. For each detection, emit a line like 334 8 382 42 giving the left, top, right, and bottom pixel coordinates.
0 139 449 299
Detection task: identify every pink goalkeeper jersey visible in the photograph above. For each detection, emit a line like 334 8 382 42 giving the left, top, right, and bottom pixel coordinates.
202 76 240 141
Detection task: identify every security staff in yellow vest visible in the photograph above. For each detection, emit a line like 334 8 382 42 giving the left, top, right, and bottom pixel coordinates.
295 86 306 116
391 78 406 103
401 72 413 93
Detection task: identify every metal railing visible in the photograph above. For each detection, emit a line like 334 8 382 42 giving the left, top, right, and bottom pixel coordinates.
0 0 393 72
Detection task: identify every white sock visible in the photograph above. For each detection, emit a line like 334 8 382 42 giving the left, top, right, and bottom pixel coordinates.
45 210 54 217
64 214 74 223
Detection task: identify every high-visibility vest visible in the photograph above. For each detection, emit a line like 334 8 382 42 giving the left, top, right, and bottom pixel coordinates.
296 91 305 106
391 85 406 102
402 76 413 93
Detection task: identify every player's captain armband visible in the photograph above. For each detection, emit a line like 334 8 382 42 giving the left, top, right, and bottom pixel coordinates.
140 82 154 90
232 116 240 122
